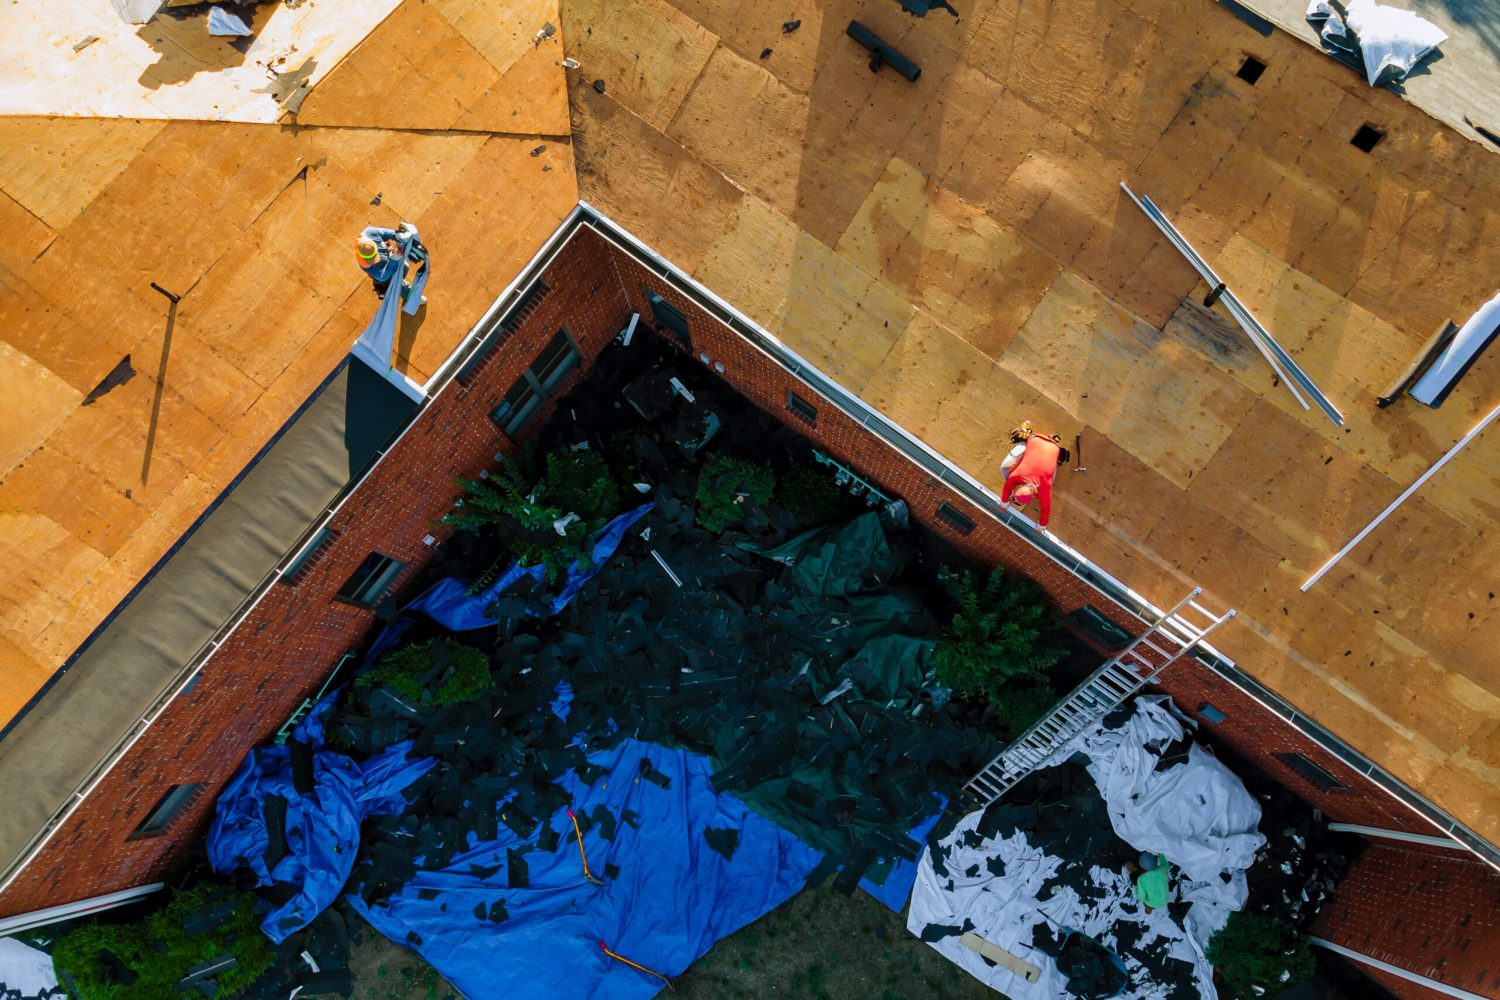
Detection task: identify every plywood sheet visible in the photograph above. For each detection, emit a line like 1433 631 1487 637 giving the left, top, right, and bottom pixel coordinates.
561 0 718 130
296 0 569 134
0 191 54 274
836 157 1062 360
1001 270 1251 488
572 86 743 274
699 194 914 393
0 118 165 229
660 0 862 95
0 631 49 723
0 342 81 478
666 44 810 217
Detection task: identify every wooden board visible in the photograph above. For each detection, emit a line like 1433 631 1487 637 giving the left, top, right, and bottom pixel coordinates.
959 932 1041 983
560 0 719 130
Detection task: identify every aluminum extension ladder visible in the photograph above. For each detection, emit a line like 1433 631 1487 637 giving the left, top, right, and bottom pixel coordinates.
963 588 1236 807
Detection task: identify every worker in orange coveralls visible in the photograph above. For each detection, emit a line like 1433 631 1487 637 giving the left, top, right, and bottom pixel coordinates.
1000 423 1066 527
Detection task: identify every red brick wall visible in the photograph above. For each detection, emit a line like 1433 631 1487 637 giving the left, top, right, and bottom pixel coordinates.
0 229 631 918
1151 665 1439 835
1314 842 1500 999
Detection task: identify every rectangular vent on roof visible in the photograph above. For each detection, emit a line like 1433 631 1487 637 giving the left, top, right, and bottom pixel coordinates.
1237 55 1266 84
1275 752 1345 792
1351 123 1384 152
457 281 552 385
936 502 975 536
787 391 818 426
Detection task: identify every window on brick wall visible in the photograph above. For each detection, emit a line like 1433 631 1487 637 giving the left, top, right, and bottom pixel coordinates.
648 292 690 343
1275 752 1344 792
936 502 975 536
280 526 336 584
457 281 552 385
336 552 406 608
786 391 818 426
489 330 579 437
129 783 204 838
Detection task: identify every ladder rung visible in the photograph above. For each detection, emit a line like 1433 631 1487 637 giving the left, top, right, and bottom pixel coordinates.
1187 599 1216 618
1137 637 1175 659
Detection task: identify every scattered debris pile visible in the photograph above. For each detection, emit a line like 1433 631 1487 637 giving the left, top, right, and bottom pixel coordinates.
206 332 1029 996
1306 0 1446 86
909 697 1266 1000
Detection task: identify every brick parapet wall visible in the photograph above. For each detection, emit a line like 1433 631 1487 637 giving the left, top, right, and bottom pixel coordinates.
1313 842 1500 999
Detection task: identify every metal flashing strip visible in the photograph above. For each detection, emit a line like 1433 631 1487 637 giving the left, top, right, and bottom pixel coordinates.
1309 938 1492 1000
0 883 165 936
1121 182 1344 426
1327 824 1472 850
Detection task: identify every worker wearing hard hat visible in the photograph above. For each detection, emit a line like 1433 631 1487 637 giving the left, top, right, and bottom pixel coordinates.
356 222 426 306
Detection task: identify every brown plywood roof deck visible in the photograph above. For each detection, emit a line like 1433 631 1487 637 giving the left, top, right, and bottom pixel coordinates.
1 0 1498 861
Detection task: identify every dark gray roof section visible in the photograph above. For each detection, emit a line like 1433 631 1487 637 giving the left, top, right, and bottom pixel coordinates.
0 360 417 873
1237 0 1500 147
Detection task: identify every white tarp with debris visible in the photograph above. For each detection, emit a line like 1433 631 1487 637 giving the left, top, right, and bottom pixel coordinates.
0 937 64 999
1307 0 1447 85
908 697 1265 1000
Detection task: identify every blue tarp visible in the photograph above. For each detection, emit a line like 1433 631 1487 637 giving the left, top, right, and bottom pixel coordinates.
350 740 822 1000
407 504 653 630
206 719 433 943
858 805 945 912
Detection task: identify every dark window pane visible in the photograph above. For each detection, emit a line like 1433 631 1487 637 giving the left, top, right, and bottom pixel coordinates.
131 783 204 838
649 292 689 340
936 502 975 536
787 391 818 426
491 379 540 436
336 552 405 607
531 330 578 390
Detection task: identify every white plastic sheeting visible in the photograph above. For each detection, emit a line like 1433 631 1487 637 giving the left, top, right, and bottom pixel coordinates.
1411 290 1500 407
1307 0 1447 85
909 697 1265 1000
0 937 63 999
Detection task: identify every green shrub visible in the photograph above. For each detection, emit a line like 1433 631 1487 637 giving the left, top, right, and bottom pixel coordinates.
450 449 620 581
1207 911 1316 998
355 638 491 707
992 681 1062 736
934 570 1065 725
52 884 273 1000
776 464 861 528
695 454 776 533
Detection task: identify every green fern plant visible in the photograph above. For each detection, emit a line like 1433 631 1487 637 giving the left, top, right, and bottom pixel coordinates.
450 450 620 581
52 884 273 1000
1207 911 1316 998
695 454 776 533
356 638 491 707
934 570 1065 711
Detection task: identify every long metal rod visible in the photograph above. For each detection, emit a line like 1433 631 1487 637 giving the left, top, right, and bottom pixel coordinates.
1327 823 1468 849
1121 182 1343 425
0 882 164 935
1309 938 1490 1000
1302 400 1500 591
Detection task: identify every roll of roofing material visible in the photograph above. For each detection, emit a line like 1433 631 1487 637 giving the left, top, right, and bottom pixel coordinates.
1411 290 1500 407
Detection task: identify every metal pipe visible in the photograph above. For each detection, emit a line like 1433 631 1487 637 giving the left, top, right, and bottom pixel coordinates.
1303 400 1500 591
0 883 164 936
1327 823 1468 849
1121 183 1343 424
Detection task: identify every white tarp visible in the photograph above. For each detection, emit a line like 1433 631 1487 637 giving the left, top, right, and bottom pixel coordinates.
908 697 1265 1000
1411 290 1500 407
0 937 63 999
1307 0 1447 85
